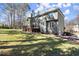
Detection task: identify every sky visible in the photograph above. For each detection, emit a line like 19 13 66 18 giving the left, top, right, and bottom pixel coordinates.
29 3 79 22
0 3 79 23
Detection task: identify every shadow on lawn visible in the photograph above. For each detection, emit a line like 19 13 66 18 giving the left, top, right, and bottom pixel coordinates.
9 46 79 56
0 33 48 42
0 42 9 45
10 39 66 56
1 34 79 56
0 37 67 56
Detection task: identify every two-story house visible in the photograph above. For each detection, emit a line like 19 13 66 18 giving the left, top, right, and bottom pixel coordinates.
23 8 64 35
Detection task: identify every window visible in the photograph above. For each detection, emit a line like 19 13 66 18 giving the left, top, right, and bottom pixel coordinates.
53 12 58 19
41 22 44 25
51 22 53 28
48 13 54 20
27 19 28 21
44 17 47 20
52 22 54 27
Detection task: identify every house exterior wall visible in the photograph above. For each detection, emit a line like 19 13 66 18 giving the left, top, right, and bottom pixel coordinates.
46 21 58 34
52 12 59 34
23 18 32 32
25 18 31 27
58 10 64 35
25 8 64 35
53 12 58 20
39 16 47 33
33 9 64 35
38 12 60 34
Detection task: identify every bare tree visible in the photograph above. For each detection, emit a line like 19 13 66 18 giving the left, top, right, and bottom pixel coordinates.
3 3 30 29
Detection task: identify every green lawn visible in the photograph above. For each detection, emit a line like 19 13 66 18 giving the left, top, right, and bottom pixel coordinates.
0 29 79 56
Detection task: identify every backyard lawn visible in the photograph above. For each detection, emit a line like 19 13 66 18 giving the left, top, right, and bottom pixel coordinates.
0 29 79 56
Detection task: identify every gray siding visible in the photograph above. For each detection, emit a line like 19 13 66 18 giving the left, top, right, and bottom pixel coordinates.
58 11 64 35
25 8 64 35
39 17 47 33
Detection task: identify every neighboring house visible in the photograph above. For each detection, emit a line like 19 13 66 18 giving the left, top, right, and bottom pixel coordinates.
23 8 64 35
73 24 79 32
65 23 74 33
73 15 79 32
65 19 79 33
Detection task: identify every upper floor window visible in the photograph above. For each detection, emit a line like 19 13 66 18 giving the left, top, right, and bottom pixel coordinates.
48 13 54 19
53 12 58 19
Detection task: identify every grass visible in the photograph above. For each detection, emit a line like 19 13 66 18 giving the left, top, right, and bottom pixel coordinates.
0 34 25 41
0 29 23 34
0 29 79 55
